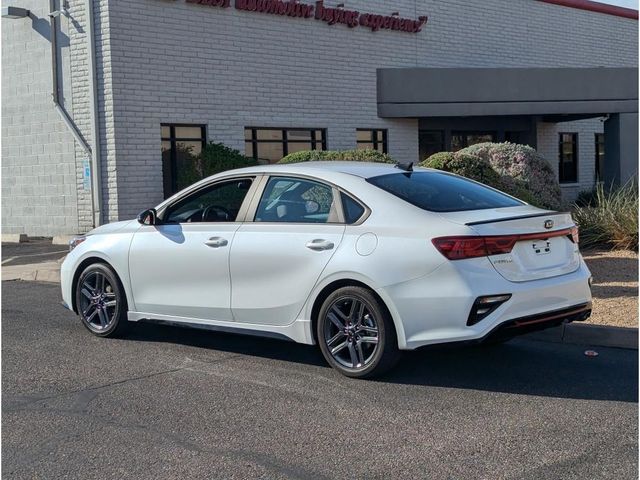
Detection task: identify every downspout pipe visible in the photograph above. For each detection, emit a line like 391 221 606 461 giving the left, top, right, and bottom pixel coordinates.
49 0 102 228
84 0 102 227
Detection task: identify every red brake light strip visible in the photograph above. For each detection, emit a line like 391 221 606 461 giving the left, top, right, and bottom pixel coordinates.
433 227 578 260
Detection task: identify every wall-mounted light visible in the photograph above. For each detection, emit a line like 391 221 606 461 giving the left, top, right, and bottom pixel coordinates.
1 6 30 19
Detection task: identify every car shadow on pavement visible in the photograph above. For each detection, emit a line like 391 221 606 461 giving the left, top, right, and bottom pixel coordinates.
387 340 638 403
125 323 637 403
125 322 327 367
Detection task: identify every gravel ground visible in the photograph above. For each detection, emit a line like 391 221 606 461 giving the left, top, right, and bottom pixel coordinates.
582 249 638 328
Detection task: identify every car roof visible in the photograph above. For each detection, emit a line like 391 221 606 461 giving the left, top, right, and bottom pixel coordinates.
233 161 431 179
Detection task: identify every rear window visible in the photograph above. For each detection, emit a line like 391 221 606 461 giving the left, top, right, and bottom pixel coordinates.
366 172 523 212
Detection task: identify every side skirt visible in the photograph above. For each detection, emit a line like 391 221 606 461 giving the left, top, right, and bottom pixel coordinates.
127 311 314 344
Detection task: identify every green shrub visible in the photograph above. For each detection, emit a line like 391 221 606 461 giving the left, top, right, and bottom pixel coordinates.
574 187 599 207
174 142 258 191
420 151 502 186
199 142 258 175
572 181 638 251
279 149 394 164
461 142 562 210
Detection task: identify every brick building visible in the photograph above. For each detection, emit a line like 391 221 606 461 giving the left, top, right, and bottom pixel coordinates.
1 0 638 236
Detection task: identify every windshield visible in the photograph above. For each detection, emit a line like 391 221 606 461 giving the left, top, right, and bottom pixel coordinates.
366 171 524 212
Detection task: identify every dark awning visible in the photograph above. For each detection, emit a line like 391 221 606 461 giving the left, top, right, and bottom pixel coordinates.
377 67 638 118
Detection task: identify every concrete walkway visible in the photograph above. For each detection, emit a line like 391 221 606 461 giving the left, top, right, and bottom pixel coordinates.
2 258 62 283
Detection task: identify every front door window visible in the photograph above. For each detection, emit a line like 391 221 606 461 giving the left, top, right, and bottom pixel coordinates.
164 178 253 223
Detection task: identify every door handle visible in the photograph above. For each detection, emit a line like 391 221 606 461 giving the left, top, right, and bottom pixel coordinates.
204 237 228 248
306 239 334 251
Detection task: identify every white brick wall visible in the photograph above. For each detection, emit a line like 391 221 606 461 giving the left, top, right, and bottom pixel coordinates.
2 0 638 233
537 118 606 203
104 0 639 219
1 0 79 236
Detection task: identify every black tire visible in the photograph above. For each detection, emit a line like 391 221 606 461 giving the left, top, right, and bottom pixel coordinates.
317 286 400 379
75 262 129 338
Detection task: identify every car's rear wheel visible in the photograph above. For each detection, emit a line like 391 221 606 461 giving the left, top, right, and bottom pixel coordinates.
317 286 400 378
75 263 128 337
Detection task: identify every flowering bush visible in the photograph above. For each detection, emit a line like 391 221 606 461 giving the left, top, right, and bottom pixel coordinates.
461 142 561 210
279 149 394 164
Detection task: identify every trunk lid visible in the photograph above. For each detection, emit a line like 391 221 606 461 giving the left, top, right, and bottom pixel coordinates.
440 207 581 282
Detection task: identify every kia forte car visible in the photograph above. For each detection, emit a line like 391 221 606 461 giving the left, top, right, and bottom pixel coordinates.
61 162 592 378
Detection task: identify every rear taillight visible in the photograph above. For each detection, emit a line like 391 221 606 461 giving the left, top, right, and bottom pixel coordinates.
432 227 577 260
431 236 516 260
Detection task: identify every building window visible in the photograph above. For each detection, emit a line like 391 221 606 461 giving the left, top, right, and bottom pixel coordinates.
559 133 578 183
451 131 497 152
419 130 445 160
356 129 388 153
245 128 326 164
595 133 605 181
161 124 206 198
505 131 531 146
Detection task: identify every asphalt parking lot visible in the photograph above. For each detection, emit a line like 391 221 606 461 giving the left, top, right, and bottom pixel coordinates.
2 280 638 479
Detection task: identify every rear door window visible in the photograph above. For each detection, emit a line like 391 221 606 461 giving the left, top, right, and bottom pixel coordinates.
255 176 339 223
367 172 523 212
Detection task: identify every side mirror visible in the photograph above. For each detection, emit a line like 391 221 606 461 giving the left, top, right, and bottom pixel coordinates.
137 208 158 225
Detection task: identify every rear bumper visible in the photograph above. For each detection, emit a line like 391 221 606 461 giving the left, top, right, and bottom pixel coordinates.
380 256 592 350
481 301 591 342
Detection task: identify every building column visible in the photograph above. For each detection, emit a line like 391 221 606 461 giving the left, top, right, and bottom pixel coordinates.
603 113 639 187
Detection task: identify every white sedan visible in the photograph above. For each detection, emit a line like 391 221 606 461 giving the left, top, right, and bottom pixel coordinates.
61 162 592 378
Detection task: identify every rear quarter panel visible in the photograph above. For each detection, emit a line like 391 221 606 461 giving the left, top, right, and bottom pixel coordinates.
299 179 475 347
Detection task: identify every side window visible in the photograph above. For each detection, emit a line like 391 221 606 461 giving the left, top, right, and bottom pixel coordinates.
164 178 253 223
341 192 366 224
255 177 338 224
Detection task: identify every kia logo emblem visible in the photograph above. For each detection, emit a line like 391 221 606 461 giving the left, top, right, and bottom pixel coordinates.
544 220 554 229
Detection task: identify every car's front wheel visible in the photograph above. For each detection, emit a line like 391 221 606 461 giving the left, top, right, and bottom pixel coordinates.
317 286 400 378
75 263 128 337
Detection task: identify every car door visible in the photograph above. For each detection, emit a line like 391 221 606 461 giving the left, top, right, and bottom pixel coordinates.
230 175 346 326
128 177 257 321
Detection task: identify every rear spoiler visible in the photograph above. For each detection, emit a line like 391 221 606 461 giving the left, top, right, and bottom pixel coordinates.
465 211 568 226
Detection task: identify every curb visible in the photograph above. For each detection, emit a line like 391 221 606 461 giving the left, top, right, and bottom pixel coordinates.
1 234 28 243
2 261 62 284
52 235 75 246
525 322 638 350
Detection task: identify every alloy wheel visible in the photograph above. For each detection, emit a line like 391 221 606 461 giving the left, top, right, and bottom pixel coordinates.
78 271 118 332
323 296 379 369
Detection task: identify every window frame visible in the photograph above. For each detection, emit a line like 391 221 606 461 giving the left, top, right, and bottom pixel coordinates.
558 132 579 184
244 127 327 163
419 129 445 160
356 128 388 154
595 132 605 182
451 131 497 151
157 175 258 225
161 123 207 198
